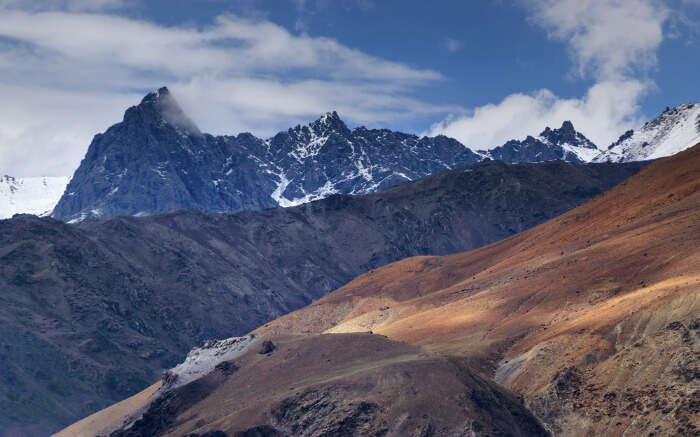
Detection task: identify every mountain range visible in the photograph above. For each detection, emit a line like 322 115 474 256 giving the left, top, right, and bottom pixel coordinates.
65 143 699 437
2 87 699 437
45 87 700 222
0 159 644 435
50 88 481 222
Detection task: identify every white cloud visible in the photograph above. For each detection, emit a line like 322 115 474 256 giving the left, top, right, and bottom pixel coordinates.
429 80 646 149
0 85 139 178
0 5 447 176
528 0 667 81
430 0 670 149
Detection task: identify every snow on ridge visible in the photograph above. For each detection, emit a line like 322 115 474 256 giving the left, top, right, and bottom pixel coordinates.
268 169 294 207
290 129 330 161
0 175 70 219
594 103 700 163
559 142 602 162
166 334 257 389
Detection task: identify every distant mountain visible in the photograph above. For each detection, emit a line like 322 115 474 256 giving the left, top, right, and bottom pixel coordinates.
595 103 700 162
265 110 480 206
51 88 279 222
48 88 698 222
52 87 481 222
0 175 69 219
0 159 644 435
484 120 599 163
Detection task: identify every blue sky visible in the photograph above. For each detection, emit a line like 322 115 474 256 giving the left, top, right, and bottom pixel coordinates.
0 0 698 176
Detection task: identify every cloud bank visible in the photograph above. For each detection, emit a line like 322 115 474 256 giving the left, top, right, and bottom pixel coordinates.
429 0 669 149
0 3 449 176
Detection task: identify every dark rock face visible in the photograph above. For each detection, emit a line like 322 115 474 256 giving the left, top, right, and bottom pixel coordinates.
52 89 481 222
259 341 276 355
486 120 598 163
0 159 644 434
52 88 278 222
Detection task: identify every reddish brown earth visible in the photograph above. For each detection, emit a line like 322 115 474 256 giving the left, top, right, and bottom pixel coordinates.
58 146 699 437
260 144 700 436
59 334 549 437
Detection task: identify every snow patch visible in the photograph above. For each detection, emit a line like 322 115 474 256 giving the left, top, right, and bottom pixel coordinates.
167 335 257 388
0 175 70 219
269 170 294 207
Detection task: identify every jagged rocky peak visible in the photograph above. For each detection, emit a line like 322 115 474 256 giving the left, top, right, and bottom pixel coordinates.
316 110 347 129
298 110 350 137
124 86 201 135
485 119 600 163
540 120 597 149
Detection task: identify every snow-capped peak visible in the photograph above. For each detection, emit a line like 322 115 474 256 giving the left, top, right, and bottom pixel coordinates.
594 102 700 163
535 120 600 162
309 110 349 135
0 175 70 219
539 121 597 150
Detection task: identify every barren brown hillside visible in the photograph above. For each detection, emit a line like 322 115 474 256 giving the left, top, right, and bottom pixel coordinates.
260 144 700 436
58 333 549 437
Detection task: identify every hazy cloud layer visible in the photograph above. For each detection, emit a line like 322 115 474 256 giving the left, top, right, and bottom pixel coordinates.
430 0 669 149
0 3 447 176
0 1 691 176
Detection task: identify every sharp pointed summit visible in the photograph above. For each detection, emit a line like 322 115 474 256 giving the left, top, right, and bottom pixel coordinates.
539 120 597 151
124 86 200 135
485 119 599 163
311 110 348 133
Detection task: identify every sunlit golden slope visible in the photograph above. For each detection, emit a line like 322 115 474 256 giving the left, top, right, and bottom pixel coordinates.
260 144 700 436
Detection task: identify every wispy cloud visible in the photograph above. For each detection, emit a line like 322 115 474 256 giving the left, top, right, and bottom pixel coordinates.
442 38 463 53
0 3 449 176
430 0 670 149
0 0 128 12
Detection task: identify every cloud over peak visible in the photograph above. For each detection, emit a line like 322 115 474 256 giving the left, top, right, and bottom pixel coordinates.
429 0 670 149
0 3 448 176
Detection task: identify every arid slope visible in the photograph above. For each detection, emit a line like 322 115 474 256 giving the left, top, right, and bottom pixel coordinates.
261 145 700 436
58 334 549 437
0 160 643 435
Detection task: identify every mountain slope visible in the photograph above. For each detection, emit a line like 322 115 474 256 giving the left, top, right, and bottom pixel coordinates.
595 103 700 162
0 160 643 435
0 175 69 219
51 88 481 222
59 334 549 437
260 144 700 436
